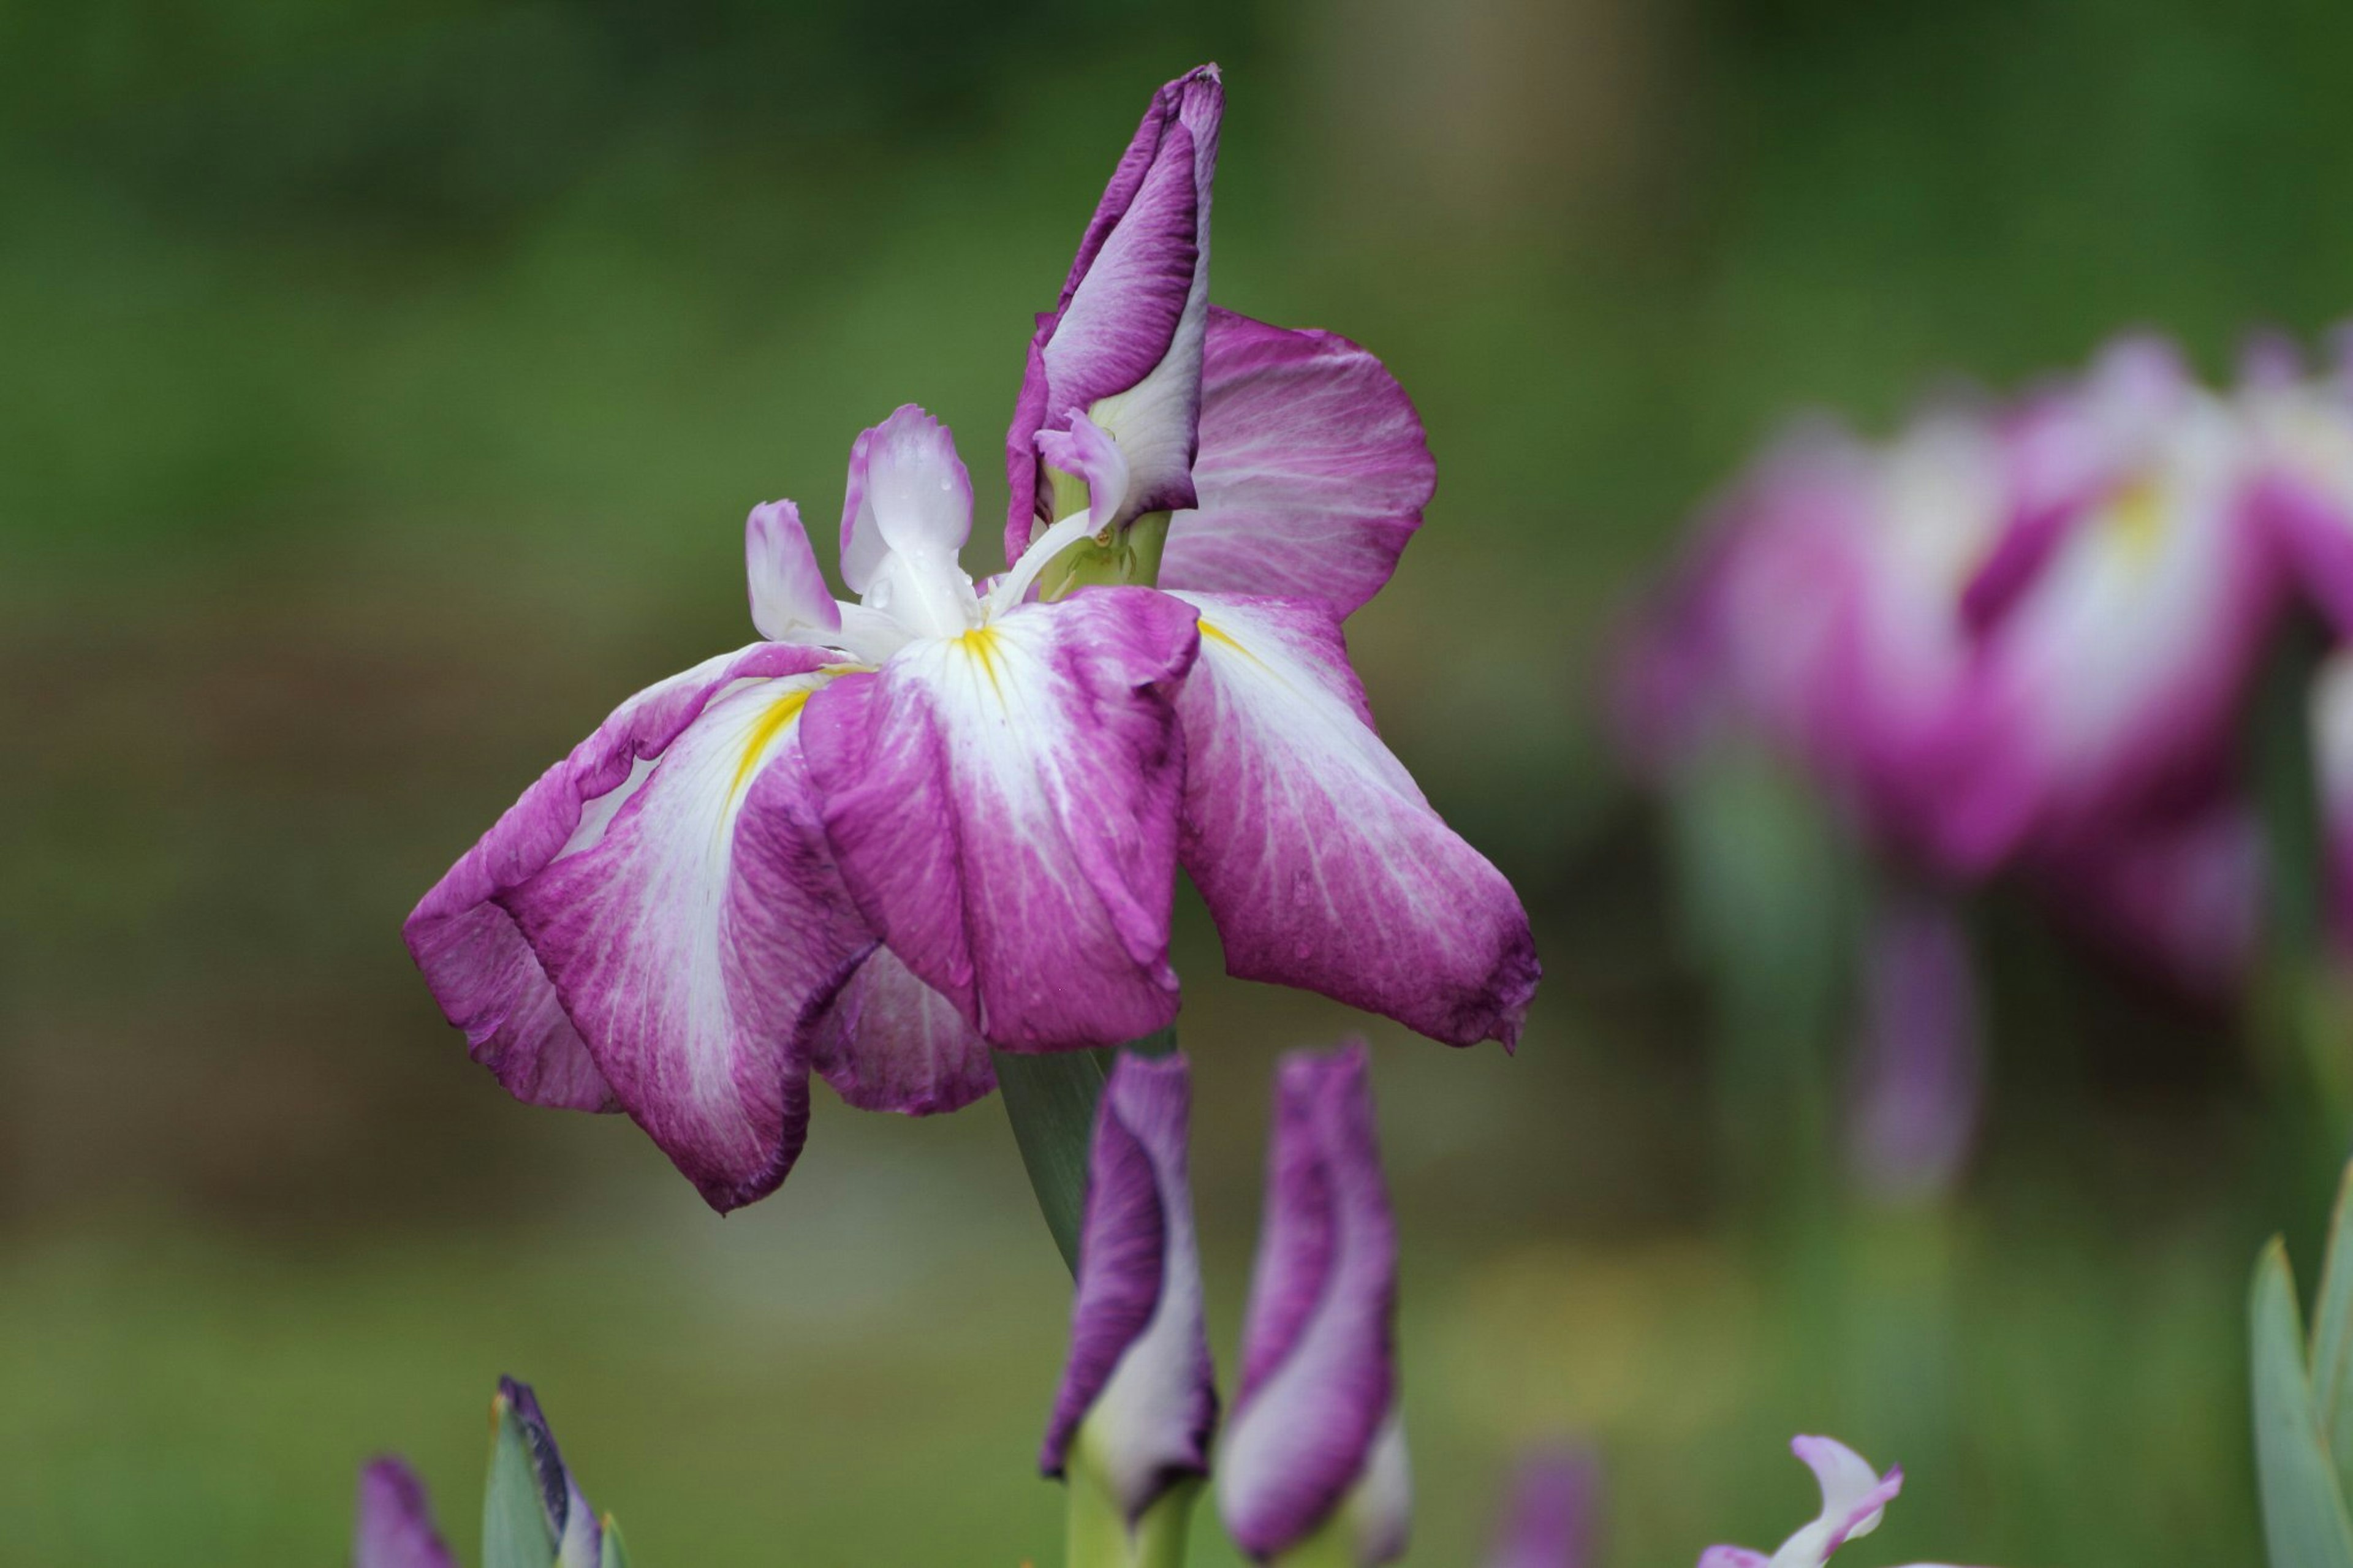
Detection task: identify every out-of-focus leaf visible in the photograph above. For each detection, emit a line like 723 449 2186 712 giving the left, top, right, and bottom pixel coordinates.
993 1030 1175 1276
483 1388 557 1568
2251 1238 2353 1568
2310 1163 2353 1502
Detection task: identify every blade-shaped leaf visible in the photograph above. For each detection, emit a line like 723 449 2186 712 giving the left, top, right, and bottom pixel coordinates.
483 1390 558 1568
2311 1163 2353 1501
994 1030 1175 1275
2253 1237 2353 1568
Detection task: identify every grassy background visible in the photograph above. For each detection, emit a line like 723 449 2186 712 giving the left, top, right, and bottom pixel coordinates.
4 0 2346 1559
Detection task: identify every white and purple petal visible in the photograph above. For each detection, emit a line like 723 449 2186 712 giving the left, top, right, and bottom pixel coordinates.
842 404 976 596
500 652 877 1211
1219 1041 1405 1563
1007 66 1222 558
1169 591 1538 1048
1158 309 1436 616
406 643 826 1116
800 588 1199 1050
746 498 842 643
353 1457 457 1568
809 945 995 1116
1040 1051 1217 1521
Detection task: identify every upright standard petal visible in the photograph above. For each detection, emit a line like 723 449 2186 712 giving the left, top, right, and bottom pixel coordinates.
800 588 1200 1050
1169 591 1538 1048
504 652 877 1211
809 945 995 1116
1008 66 1223 558
1220 1042 1408 1564
353 1457 457 1568
1486 1445 1601 1568
1041 1052 1217 1522
842 404 976 596
1158 309 1437 617
406 644 817 1115
746 498 843 643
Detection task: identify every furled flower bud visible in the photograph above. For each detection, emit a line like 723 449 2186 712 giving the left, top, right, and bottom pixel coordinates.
1219 1041 1408 1564
1485 1445 1601 1568
352 1456 457 1568
1042 1052 1218 1564
485 1377 627 1568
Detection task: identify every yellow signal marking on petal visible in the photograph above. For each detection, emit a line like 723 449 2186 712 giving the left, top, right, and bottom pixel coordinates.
2107 474 2167 569
958 626 1006 698
1197 617 1244 651
729 687 811 803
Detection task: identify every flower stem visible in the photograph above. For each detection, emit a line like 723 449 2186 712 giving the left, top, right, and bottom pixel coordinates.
995 1029 1177 1274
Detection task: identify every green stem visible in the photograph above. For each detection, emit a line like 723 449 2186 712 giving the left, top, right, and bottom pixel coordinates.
1066 1469 1197 1568
1269 1515 1356 1568
996 1029 1176 1274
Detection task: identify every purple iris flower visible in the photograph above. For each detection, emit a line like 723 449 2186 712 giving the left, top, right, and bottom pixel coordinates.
353 1457 457 1568
1218 1042 1409 1565
1616 335 2283 989
1486 1445 1601 1568
1697 1435 1990 1568
407 66 1539 1213
1042 1052 1217 1540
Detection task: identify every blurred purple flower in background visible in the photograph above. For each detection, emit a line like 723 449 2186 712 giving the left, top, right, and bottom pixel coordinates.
1844 895 1983 1209
1485 1444 1600 1568
1697 1435 1987 1568
1042 1053 1218 1540
406 64 1538 1214
352 1457 456 1568
1219 1042 1409 1566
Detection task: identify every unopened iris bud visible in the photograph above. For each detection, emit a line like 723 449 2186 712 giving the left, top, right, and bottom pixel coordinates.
1485 1445 1600 1568
1042 1052 1217 1567
353 1456 457 1568
485 1377 630 1568
1219 1041 1409 1566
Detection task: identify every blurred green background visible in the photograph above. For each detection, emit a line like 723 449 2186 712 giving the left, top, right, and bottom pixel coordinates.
6 0 2351 1561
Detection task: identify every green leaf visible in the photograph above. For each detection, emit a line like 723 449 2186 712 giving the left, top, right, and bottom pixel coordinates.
994 1030 1175 1276
2252 1237 2353 1568
483 1388 558 1568
599 1516 632 1568
2312 1164 2353 1502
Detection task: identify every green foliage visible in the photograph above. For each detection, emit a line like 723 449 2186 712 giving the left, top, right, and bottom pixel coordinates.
2251 1162 2353 1568
994 1030 1175 1275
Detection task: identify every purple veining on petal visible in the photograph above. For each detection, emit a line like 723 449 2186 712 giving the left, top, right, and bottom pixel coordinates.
404 640 833 1119
1219 1040 1402 1561
800 587 1200 1049
1846 893 1982 1208
353 1457 457 1568
503 661 877 1211
844 404 975 594
811 944 995 1116
1170 591 1538 1048
1485 1445 1600 1568
1007 67 1223 561
1159 309 1436 616
1040 1052 1218 1521
747 498 843 640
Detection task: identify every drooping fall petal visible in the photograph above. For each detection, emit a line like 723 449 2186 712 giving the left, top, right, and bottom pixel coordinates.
1040 1051 1218 1522
1158 309 1436 616
809 945 995 1116
1169 591 1538 1047
502 656 876 1211
1220 1041 1408 1564
1007 66 1223 557
352 1457 457 1568
406 642 830 1117
800 588 1200 1050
